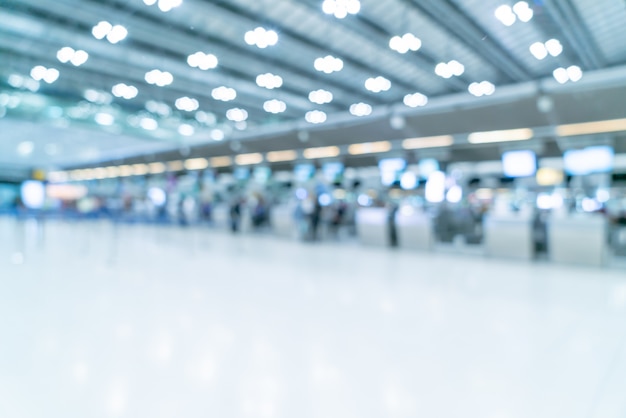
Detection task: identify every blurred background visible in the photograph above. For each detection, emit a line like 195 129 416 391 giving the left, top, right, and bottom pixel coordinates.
2 0 626 417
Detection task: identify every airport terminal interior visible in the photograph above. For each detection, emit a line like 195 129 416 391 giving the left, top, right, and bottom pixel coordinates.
2 0 626 416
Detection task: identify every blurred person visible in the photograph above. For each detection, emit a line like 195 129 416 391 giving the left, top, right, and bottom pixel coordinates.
229 197 242 233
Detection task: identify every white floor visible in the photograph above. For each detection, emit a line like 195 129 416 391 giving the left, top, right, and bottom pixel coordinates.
1 217 626 418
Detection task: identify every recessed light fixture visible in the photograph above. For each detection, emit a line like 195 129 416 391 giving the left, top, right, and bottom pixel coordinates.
244 27 278 48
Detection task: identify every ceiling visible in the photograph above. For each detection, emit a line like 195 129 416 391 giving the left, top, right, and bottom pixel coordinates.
1 0 626 175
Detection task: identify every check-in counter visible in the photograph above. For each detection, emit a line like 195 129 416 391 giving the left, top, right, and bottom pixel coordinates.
484 213 534 260
270 204 296 238
395 207 433 251
547 214 608 266
356 207 391 247
211 204 230 229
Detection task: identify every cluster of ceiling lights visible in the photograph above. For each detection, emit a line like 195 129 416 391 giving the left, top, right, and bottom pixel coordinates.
468 81 496 97
211 86 237 101
144 69 173 87
139 117 158 131
309 89 333 104
389 34 422 54
56 47 89 66
244 27 278 49
553 66 583 84
112 83 138 99
142 0 182 12
226 108 248 122
529 39 563 60
305 110 327 124
365 76 391 93
178 123 194 136
256 73 283 89
435 60 465 78
91 21 128 44
30 66 59 84
8 74 40 92
145 100 171 116
187 52 218 70
314 55 344 74
495 2 533 26
94 112 115 126
322 0 361 19
349 102 372 117
403 92 428 108
84 89 112 105
263 99 287 114
175 96 199 111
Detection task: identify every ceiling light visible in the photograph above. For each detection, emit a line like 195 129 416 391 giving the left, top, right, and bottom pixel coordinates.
187 52 218 70
309 89 333 104
266 150 297 162
226 108 248 122
84 89 112 104
184 158 208 170
553 65 582 84
7 74 39 92
132 164 149 175
139 117 158 130
256 73 283 89
112 83 138 99
389 33 421 54
348 141 391 155
529 42 548 60
365 76 391 93
106 166 120 177
468 81 495 97
30 65 59 84
148 162 166 174
263 99 287 114
314 55 343 73
244 27 278 49
211 86 236 101
235 153 263 165
512 1 533 22
322 0 360 19
157 0 182 12
349 102 372 116
403 92 428 108
195 111 216 125
494 5 516 26
402 135 454 149
210 129 225 141
467 128 534 144
167 160 184 171
57 47 89 66
303 146 340 159
435 60 464 78
94 112 114 126
178 123 194 136
556 118 626 137
143 0 157 5
144 69 173 86
544 39 563 56
175 96 199 111
305 110 327 124
17 141 34 156
209 156 232 167
145 100 171 116
92 21 128 44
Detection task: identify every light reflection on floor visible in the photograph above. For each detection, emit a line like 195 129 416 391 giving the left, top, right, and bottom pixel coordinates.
1 217 626 418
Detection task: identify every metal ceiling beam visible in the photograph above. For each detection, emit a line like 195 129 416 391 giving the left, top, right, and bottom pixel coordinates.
96 0 380 106
296 0 467 92
407 0 532 82
541 0 604 70
207 0 427 92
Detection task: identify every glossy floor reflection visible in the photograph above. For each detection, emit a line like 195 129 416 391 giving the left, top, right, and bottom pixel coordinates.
1 217 626 418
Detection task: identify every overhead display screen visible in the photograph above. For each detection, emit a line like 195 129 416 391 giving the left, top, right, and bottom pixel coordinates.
378 158 406 186
564 146 613 175
502 150 537 177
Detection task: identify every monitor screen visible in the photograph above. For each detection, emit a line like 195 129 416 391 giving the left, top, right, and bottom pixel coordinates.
564 146 613 175
418 159 439 178
378 158 406 186
322 162 344 182
502 150 536 177
21 180 45 209
233 167 250 180
294 164 315 182
253 166 271 183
